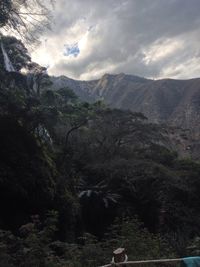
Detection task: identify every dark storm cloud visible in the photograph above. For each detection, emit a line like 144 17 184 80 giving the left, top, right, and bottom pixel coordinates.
32 0 200 80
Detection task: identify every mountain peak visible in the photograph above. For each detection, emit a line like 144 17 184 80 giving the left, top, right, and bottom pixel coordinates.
51 74 200 141
100 73 150 83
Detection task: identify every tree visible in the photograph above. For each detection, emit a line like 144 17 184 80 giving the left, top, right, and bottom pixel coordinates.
70 108 163 164
0 0 54 43
0 116 57 230
0 35 31 71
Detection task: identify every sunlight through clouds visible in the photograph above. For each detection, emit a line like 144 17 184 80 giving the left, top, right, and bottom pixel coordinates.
143 38 184 65
31 0 200 80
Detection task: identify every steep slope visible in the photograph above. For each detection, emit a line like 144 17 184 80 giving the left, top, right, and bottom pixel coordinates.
51 73 200 134
51 75 98 102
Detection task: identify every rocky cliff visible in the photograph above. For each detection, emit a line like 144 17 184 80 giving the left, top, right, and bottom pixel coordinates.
51 73 200 159
51 73 200 135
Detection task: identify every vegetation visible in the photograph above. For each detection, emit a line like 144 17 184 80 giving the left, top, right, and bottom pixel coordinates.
0 0 53 43
1 3 200 265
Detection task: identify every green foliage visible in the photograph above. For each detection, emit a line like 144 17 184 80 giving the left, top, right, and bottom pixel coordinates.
187 237 200 256
0 216 176 267
104 218 175 260
57 218 175 266
0 116 57 229
0 211 63 267
1 32 200 266
0 36 31 71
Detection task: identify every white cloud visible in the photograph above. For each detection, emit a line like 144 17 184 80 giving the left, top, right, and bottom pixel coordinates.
143 38 184 65
31 0 200 80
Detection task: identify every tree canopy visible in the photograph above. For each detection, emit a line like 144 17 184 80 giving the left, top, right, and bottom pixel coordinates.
1 5 200 266
0 0 53 43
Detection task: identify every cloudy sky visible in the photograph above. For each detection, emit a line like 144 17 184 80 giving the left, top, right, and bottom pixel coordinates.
31 0 200 80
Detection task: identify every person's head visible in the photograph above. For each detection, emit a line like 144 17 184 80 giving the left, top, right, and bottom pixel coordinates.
113 248 126 263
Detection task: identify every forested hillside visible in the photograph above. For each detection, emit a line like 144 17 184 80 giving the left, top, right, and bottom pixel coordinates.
52 74 200 138
1 1 200 267
51 74 200 159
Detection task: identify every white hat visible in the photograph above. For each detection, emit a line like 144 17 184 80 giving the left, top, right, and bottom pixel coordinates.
113 248 125 255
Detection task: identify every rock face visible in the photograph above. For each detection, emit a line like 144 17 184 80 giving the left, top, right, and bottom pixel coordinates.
51 75 98 102
51 73 200 138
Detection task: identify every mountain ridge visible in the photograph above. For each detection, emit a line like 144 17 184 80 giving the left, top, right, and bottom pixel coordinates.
51 73 200 133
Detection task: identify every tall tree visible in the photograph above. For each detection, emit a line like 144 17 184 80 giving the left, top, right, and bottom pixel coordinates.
0 0 53 43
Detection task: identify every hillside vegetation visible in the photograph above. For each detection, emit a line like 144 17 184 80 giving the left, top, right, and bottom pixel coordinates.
1 2 200 266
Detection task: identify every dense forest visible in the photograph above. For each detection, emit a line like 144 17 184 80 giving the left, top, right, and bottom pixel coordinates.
1 1 200 266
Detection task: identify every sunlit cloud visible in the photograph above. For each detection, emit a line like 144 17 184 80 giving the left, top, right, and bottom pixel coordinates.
143 38 184 65
31 0 200 80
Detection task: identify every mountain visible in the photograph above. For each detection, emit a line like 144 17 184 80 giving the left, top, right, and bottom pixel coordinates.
51 73 200 159
51 75 98 102
51 73 200 131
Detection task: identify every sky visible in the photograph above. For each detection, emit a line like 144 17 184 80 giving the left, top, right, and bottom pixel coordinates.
31 0 200 81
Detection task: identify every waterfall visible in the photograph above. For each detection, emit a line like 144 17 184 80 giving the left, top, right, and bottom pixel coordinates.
33 75 38 93
1 42 16 72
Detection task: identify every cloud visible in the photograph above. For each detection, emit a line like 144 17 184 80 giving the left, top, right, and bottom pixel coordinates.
31 0 200 80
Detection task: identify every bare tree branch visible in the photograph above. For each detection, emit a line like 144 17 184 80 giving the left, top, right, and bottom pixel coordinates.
0 0 54 44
